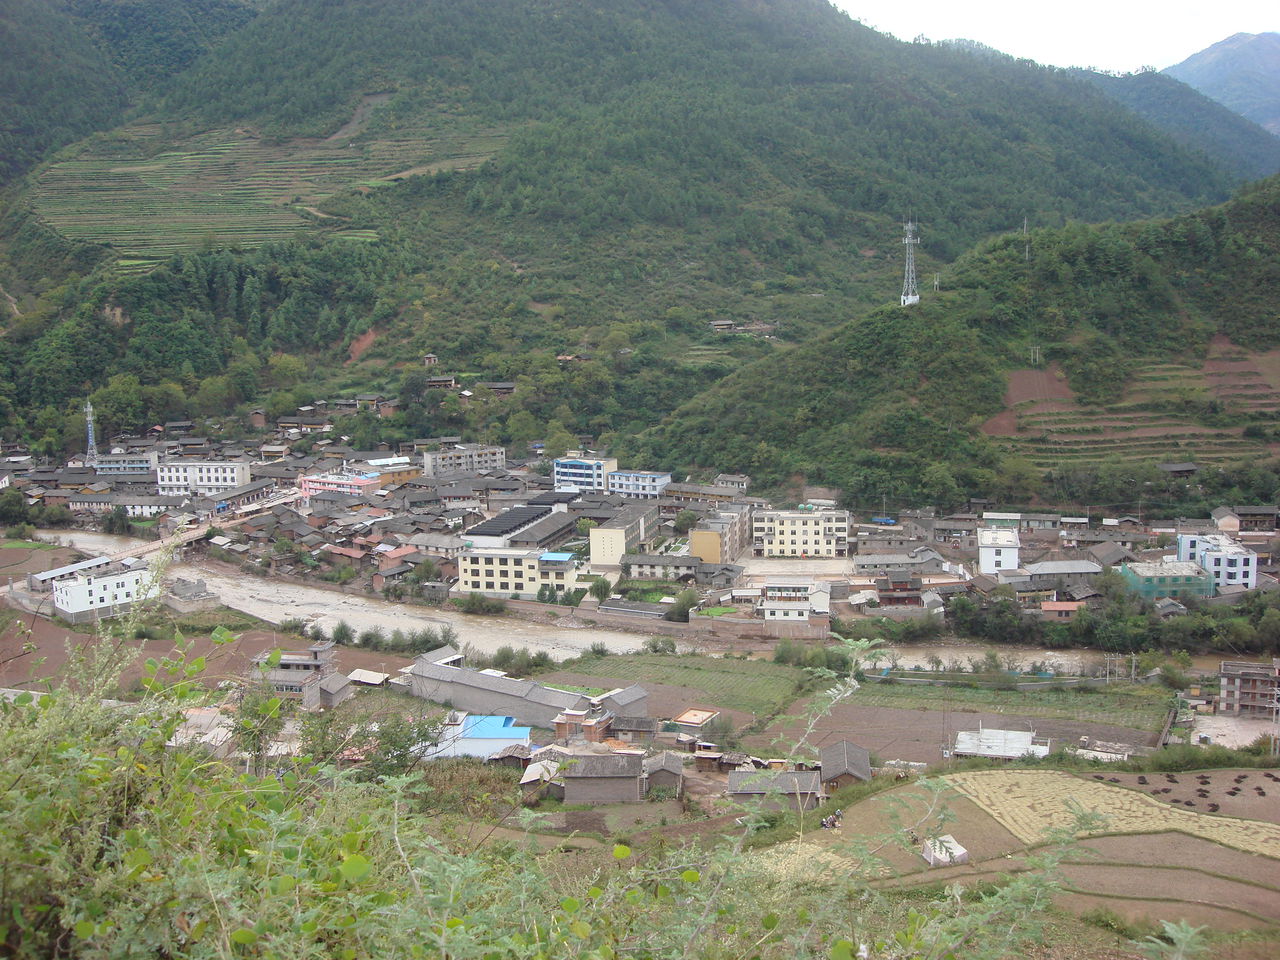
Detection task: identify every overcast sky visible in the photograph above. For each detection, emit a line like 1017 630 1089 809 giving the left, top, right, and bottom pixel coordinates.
831 1 1277 73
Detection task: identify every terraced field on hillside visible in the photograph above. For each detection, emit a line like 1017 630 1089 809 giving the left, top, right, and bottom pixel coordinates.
789 769 1280 933
982 339 1280 469
30 115 507 267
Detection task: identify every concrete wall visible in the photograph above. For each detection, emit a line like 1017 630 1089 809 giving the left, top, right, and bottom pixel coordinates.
564 776 643 804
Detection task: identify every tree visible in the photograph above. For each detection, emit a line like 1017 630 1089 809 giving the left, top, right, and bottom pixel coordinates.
664 588 699 622
101 505 131 535
589 576 611 603
0 488 29 526
231 676 288 776
673 509 699 535
576 517 598 537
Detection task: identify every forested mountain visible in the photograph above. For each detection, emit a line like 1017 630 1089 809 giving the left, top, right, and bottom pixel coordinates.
1079 70 1280 183
61 0 259 93
2 0 1278 480
1165 32 1280 136
626 175 1280 505
0 0 128 183
0 0 259 185
148 0 1238 257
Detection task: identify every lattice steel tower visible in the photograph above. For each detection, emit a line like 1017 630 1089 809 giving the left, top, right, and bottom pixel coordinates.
84 400 99 467
900 221 920 306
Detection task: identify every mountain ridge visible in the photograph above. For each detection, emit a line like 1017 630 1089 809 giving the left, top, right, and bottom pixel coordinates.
1165 31 1280 135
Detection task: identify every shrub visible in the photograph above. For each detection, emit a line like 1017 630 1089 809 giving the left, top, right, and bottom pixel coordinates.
456 592 506 615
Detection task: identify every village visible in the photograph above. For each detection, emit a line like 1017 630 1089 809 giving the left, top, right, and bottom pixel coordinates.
0 390 1276 833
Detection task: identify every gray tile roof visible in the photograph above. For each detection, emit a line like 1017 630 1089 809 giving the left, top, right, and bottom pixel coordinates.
819 741 872 782
561 754 643 778
727 770 821 796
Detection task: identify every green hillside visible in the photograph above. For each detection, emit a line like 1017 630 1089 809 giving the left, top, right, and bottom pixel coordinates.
629 175 1280 507
1080 70 1280 183
0 0 128 183
61 0 259 92
1 0 1277 476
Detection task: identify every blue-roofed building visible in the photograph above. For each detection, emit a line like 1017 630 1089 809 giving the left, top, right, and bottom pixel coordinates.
425 711 533 759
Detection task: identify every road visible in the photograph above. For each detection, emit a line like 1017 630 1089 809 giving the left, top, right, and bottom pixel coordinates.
37 530 643 658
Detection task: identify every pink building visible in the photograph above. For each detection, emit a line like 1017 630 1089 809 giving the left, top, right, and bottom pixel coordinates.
299 472 381 499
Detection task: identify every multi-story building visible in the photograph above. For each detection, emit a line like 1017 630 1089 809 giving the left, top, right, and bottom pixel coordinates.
751 508 849 558
606 469 671 499
689 502 753 563
94 451 159 475
51 558 156 624
1118 561 1213 601
457 548 585 598
589 503 658 567
422 443 506 478
298 471 381 499
1177 533 1257 593
1217 659 1280 717
156 458 252 496
976 528 1020 575
552 455 618 492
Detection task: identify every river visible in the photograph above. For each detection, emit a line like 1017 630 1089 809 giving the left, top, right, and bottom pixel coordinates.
36 530 645 658
37 530 1232 673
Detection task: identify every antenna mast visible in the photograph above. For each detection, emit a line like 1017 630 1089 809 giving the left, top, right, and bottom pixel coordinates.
901 221 920 306
84 400 99 467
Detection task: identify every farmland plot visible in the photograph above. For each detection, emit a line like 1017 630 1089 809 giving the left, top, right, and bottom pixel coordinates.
947 769 1280 858
31 122 507 261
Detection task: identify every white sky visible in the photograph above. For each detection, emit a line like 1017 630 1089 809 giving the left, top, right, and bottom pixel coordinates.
831 1 1277 73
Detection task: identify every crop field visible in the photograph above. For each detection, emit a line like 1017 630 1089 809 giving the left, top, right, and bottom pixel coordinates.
853 679 1172 732
542 654 805 718
801 770 1280 934
982 340 1280 469
30 119 508 261
947 769 1280 855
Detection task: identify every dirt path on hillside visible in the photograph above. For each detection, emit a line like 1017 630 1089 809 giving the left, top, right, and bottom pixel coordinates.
327 92 393 141
347 328 378 363
0 283 21 318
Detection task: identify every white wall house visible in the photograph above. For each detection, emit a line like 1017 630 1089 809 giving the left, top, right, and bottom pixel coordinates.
157 459 251 496
1176 533 1257 593
52 559 157 624
977 528 1020 576
606 469 672 499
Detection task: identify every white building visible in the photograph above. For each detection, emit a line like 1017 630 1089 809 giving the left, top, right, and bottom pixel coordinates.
424 712 532 758
606 469 671 499
552 456 618 492
421 443 506 478
157 458 252 496
1176 533 1257 592
977 528 1020 576
51 558 157 624
757 579 831 621
751 508 849 558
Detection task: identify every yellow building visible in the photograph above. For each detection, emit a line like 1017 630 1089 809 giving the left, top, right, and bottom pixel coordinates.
457 548 584 599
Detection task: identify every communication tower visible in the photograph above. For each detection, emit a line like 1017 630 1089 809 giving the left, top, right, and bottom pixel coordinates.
900 221 920 306
84 400 99 467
